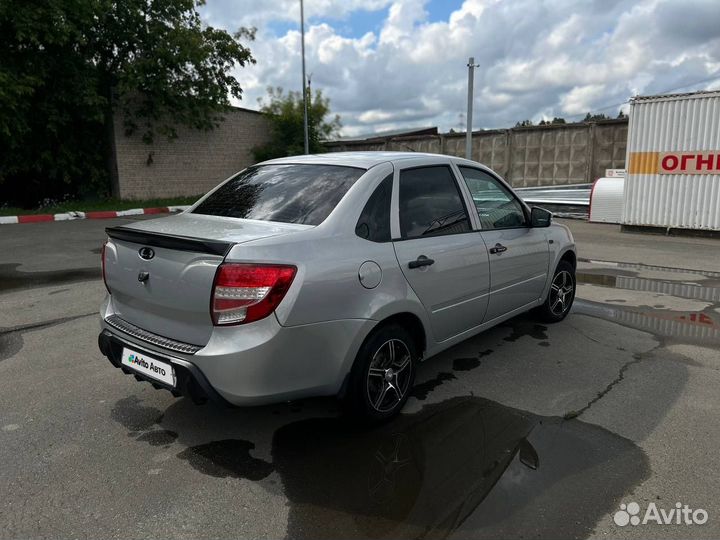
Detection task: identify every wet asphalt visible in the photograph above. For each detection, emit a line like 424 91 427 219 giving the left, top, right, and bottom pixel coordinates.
1 217 719 539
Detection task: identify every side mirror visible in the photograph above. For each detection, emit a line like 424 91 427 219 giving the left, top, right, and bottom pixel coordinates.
530 206 552 228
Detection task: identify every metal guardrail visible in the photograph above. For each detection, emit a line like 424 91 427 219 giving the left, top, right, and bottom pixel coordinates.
515 183 591 206
514 183 591 219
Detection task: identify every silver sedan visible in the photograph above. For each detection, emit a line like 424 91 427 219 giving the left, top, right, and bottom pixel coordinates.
98 152 576 421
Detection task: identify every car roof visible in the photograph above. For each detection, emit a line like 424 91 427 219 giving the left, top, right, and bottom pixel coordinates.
259 151 460 169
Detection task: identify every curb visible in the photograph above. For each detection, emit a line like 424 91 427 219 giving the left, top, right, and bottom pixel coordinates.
0 205 191 225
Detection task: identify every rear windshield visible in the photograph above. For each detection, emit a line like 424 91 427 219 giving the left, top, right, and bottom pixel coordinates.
192 164 365 225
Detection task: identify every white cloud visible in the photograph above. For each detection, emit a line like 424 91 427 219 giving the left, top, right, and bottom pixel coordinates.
560 84 607 115
203 0 720 135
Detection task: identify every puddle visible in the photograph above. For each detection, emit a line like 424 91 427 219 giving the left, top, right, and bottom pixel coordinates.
0 263 99 293
577 272 720 303
501 319 548 342
574 300 720 346
111 396 164 432
578 258 720 279
575 262 720 346
155 396 648 539
452 349 493 371
270 396 649 540
136 429 178 447
453 357 480 371
177 439 273 481
410 372 456 400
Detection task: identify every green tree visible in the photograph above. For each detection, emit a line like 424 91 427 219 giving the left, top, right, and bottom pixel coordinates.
253 86 341 161
515 119 534 127
0 0 254 206
583 112 610 122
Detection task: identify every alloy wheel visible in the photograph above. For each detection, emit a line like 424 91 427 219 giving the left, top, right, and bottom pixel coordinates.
366 339 413 413
549 270 574 316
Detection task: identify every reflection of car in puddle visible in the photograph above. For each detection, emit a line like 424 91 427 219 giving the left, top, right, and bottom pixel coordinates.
271 397 648 540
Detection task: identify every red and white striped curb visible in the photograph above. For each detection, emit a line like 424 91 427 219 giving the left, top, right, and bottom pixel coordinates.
0 205 191 225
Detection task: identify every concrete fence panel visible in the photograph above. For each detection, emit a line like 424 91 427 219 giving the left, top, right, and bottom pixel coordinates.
326 118 628 188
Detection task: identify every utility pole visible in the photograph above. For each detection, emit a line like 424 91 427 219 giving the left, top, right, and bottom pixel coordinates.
465 57 479 160
300 0 309 154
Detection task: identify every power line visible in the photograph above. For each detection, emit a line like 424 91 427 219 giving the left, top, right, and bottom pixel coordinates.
654 71 720 95
559 71 720 122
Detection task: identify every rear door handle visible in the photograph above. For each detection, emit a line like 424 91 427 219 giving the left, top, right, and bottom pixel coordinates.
489 243 507 255
408 255 435 269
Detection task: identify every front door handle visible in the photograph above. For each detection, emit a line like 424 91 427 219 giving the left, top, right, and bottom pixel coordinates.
489 243 507 255
408 255 435 269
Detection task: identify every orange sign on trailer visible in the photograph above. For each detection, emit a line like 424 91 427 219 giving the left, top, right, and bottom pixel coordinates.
628 151 720 175
659 152 720 174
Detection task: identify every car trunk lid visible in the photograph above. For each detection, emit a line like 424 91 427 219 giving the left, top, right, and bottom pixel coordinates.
104 213 310 346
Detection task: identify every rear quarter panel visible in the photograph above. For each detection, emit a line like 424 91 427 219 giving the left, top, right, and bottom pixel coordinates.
223 161 428 329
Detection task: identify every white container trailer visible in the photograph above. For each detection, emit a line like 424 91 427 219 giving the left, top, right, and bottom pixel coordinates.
622 90 720 232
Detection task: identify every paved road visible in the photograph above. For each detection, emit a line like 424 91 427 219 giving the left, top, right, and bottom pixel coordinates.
1 216 719 539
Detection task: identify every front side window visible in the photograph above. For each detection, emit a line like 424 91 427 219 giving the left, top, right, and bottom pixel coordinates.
356 174 392 242
398 166 470 239
458 167 527 229
193 164 365 225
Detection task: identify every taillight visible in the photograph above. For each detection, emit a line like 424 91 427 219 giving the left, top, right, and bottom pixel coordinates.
101 240 110 294
211 263 297 325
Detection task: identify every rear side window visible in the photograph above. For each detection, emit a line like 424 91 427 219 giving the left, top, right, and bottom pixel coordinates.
193 164 365 225
355 174 392 242
398 166 470 239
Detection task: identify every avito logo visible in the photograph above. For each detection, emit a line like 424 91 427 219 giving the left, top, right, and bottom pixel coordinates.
127 354 149 369
128 353 167 378
614 501 708 527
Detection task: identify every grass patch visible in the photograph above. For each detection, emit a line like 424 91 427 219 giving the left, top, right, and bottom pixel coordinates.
0 196 201 216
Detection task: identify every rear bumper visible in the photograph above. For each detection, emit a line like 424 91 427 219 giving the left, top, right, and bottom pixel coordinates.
98 330 230 406
98 309 375 406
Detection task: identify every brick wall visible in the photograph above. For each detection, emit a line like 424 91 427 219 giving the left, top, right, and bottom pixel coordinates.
112 106 271 200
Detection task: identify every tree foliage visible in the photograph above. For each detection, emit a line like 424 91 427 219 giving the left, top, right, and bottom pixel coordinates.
583 112 611 122
538 117 567 125
252 87 341 162
514 119 534 127
0 0 254 206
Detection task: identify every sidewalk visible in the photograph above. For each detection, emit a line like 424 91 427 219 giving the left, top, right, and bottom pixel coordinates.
0 205 191 225
559 219 720 273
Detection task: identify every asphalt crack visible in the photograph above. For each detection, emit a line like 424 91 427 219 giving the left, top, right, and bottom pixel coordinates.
0 312 96 362
563 353 647 420
567 320 604 344
0 312 96 336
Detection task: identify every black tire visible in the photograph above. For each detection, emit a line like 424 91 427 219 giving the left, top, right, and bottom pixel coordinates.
343 324 418 423
535 260 576 323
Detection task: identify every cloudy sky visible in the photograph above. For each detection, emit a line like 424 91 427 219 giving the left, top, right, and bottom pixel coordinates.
200 0 720 137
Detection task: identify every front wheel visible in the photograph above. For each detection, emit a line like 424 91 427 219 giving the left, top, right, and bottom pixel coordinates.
535 260 576 323
343 324 417 423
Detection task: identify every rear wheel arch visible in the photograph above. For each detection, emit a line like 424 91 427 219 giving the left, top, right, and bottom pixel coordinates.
372 312 427 357
342 314 423 421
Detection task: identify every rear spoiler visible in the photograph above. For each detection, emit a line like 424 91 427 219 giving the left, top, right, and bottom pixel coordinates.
105 226 233 256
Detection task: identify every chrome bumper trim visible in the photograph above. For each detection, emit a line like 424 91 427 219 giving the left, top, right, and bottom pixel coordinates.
104 314 202 355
